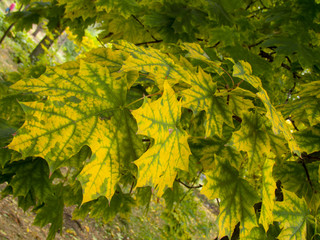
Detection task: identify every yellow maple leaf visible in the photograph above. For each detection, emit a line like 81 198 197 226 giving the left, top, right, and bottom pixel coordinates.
132 81 191 196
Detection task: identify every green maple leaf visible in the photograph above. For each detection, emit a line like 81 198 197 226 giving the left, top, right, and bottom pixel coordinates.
188 132 244 171
294 125 320 154
274 190 309 240
8 60 143 203
34 184 64 240
260 158 276 231
233 61 301 156
8 158 52 202
182 68 234 137
273 161 320 203
95 0 139 18
58 0 96 20
113 40 192 88
201 156 259 239
132 81 191 196
227 112 271 171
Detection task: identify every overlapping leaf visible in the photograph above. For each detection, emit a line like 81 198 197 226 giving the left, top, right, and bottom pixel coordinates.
182 68 233 137
8 60 143 202
132 81 191 196
233 61 301 156
273 190 309 240
294 125 320 154
260 158 276 231
8 158 51 202
227 112 271 171
202 156 259 239
273 161 320 201
282 81 320 127
188 132 243 171
113 40 193 87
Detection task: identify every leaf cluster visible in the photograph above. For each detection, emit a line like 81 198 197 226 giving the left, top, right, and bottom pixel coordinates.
1 0 320 239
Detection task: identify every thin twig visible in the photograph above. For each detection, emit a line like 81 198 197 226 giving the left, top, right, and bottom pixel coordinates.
136 40 163 46
131 15 158 42
96 37 106 48
285 82 296 103
300 157 315 192
176 179 203 189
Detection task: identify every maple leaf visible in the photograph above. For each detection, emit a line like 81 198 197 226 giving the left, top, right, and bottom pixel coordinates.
260 158 276 231
273 161 320 204
113 40 193 88
8 158 52 202
182 68 234 137
188 133 244 171
201 156 259 239
83 47 130 73
227 112 271 171
273 190 309 240
246 226 268 240
34 184 64 240
233 61 301 156
8 60 143 203
294 125 320 154
132 81 191 196
181 42 225 75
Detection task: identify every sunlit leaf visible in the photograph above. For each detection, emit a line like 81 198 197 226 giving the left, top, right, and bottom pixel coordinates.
260 158 276 231
8 60 143 202
132 81 191 196
114 40 192 87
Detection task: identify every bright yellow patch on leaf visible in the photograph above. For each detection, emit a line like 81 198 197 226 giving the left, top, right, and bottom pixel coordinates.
132 81 191 196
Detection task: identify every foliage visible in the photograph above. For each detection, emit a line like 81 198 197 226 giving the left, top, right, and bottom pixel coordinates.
1 0 320 239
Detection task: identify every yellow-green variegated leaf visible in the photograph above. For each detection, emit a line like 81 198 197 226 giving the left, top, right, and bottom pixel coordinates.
227 112 270 171
181 43 224 75
84 47 130 73
113 40 193 87
9 61 144 203
132 81 191 196
294 125 320 154
260 158 276 231
257 90 300 155
181 42 211 62
182 68 234 137
202 156 259 239
233 61 301 156
274 190 309 240
233 60 262 89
